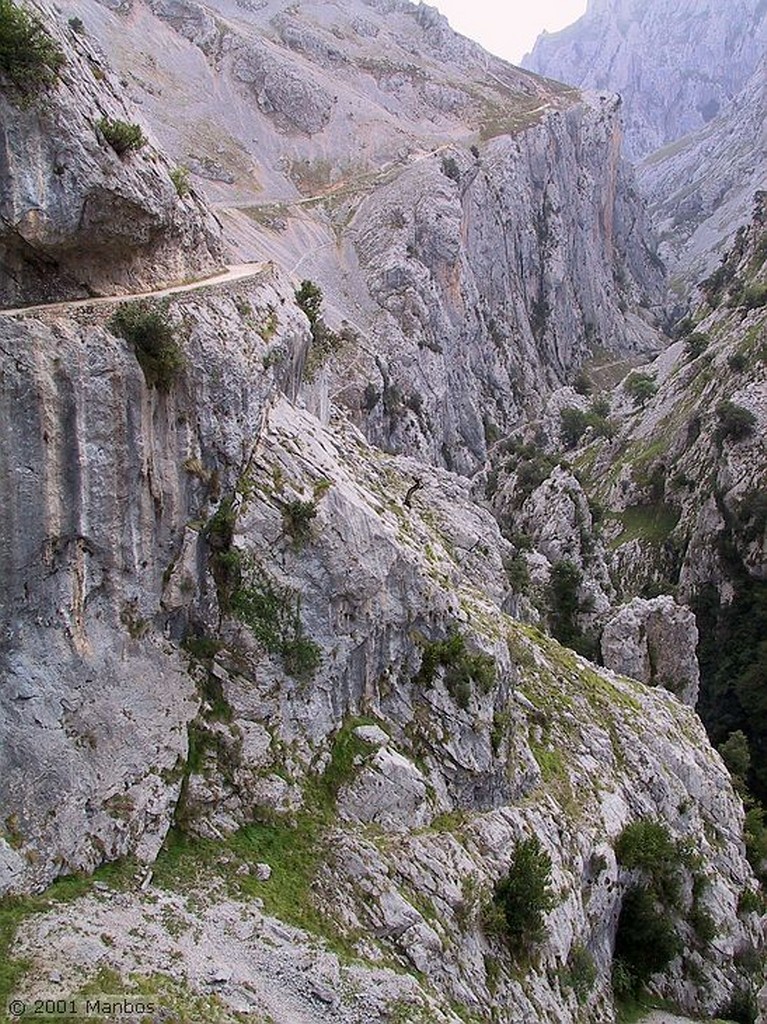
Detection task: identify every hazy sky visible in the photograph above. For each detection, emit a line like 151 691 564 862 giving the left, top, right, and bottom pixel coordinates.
432 0 588 64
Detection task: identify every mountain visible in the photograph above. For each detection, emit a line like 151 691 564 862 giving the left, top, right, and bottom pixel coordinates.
638 57 767 292
523 0 767 163
1 0 668 473
1 0 765 1022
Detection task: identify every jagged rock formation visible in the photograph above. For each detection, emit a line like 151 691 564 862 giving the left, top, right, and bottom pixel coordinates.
0 0 223 307
523 0 767 162
638 57 767 291
1 277 764 1022
1 0 765 1021
601 596 700 706
59 0 665 470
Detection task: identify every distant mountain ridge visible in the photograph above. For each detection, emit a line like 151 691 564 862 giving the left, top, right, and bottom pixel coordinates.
638 55 767 290
523 0 767 162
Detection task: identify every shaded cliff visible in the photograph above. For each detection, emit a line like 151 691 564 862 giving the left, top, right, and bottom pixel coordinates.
638 57 767 292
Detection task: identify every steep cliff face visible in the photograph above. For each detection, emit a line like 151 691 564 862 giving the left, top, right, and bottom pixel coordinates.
523 0 767 163
0 0 223 307
1 283 763 1022
488 198 767 810
343 94 662 472
54 0 665 469
0 266 308 891
638 57 767 291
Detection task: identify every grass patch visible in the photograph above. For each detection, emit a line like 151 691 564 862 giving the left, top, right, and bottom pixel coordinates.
529 739 565 783
156 718 381 954
609 504 681 549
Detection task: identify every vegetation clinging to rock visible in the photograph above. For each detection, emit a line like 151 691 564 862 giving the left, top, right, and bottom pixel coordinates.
0 0 64 97
415 630 495 709
97 116 147 156
485 836 557 962
109 300 184 390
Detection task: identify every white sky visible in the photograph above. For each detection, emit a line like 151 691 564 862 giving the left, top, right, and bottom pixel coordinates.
432 0 589 64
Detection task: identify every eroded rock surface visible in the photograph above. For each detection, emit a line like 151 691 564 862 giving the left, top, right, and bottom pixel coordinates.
601 596 700 706
0 0 223 307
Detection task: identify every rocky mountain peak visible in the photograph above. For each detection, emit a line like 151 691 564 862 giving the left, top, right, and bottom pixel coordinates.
523 0 767 161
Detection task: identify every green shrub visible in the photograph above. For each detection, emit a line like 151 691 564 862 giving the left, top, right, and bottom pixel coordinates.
716 400 757 443
170 166 190 197
572 369 592 396
109 301 183 390
615 819 676 876
487 836 557 961
728 352 748 373
744 804 767 883
547 560 597 658
738 888 766 915
562 943 597 1003
738 283 767 310
504 554 530 593
415 630 496 709
294 280 347 381
97 116 147 155
67 15 84 33
613 885 681 992
721 987 759 1024
281 499 317 548
614 818 681 906
689 904 718 946
624 371 658 407
718 730 751 783
229 556 321 681
684 332 709 359
560 407 588 448
440 155 460 181
295 279 323 324
0 0 64 96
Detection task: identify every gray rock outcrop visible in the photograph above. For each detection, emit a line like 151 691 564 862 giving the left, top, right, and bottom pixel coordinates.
523 0 767 162
0 0 223 307
601 595 700 706
638 56 767 288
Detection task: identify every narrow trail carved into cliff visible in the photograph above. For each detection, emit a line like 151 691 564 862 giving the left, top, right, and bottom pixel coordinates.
0 262 268 318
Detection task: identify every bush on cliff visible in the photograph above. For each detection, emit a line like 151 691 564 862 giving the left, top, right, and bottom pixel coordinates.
109 301 183 390
0 0 64 96
485 836 557 962
97 116 147 156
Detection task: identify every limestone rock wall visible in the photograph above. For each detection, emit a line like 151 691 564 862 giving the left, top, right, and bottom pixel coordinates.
0 0 223 308
346 94 663 472
0 266 307 890
523 0 767 162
